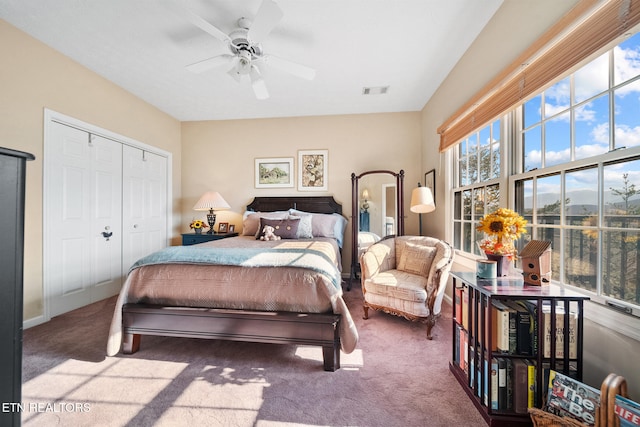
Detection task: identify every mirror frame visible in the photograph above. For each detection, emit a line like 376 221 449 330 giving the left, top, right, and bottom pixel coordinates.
349 169 404 288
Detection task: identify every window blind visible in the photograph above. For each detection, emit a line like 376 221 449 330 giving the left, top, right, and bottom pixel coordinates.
438 0 640 152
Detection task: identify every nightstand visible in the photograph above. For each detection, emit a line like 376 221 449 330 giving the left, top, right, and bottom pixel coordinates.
181 232 238 246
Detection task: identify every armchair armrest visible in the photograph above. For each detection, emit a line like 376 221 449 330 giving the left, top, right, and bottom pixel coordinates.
360 238 395 279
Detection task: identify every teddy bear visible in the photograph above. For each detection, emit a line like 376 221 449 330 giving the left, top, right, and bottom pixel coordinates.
260 225 281 241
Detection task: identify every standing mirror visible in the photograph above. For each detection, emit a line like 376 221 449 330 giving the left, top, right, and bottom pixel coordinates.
349 170 404 288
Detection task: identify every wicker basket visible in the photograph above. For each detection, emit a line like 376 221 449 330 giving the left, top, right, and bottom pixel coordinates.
528 408 588 427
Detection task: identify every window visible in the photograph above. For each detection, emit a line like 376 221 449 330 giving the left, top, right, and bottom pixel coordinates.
452 32 640 314
452 119 502 256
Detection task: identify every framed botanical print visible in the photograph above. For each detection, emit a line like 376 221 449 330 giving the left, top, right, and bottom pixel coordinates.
255 157 294 188
298 149 328 191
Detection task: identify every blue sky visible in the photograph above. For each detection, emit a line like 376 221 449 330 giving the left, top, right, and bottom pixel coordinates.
522 32 640 208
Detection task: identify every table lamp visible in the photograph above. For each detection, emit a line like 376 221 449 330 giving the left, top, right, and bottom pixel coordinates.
193 191 230 234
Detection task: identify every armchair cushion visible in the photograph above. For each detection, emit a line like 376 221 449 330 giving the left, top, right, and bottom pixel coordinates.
397 242 436 276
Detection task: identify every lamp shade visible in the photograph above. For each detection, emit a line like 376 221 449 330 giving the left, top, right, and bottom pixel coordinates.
193 191 230 211
410 187 435 214
361 189 369 200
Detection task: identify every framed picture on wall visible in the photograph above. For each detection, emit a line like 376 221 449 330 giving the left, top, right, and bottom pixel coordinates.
298 149 328 191
255 157 294 188
424 168 436 206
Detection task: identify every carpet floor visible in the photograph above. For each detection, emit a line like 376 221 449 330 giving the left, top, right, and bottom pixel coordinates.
21 282 486 427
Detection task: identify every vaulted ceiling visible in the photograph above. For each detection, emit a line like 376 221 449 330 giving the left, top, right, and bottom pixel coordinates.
0 0 503 121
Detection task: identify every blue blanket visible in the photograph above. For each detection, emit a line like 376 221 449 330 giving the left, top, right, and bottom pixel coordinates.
130 245 342 289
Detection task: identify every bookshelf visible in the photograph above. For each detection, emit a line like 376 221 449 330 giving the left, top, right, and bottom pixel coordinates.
450 271 590 427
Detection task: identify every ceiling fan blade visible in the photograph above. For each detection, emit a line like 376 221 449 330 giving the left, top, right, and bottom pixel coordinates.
248 0 283 42
250 66 269 100
263 55 316 80
227 63 243 83
186 54 234 73
186 10 230 43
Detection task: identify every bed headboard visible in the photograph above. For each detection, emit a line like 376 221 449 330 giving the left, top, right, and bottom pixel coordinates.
247 196 342 215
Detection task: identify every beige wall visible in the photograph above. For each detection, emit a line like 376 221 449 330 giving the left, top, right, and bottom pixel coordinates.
0 19 182 321
181 112 422 269
419 0 640 398
419 0 580 241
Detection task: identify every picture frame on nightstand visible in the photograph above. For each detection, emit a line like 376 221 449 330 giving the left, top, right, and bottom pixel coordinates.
218 222 229 233
228 224 235 233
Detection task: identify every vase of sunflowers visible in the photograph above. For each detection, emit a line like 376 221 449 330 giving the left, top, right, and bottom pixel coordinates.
189 219 208 234
477 208 528 276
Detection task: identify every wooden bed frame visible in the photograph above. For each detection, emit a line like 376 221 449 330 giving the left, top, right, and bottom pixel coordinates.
121 196 346 371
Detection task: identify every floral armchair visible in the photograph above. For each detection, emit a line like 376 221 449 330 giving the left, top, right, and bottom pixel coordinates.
360 235 454 339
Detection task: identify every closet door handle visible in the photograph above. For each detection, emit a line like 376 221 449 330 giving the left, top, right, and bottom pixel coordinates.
101 231 113 241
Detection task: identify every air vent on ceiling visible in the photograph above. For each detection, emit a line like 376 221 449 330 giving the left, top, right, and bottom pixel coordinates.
362 86 389 95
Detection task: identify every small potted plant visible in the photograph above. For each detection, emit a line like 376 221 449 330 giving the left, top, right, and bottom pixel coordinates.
476 208 528 276
189 219 209 234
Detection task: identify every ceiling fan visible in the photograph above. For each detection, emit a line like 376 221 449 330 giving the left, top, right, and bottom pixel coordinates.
185 0 316 100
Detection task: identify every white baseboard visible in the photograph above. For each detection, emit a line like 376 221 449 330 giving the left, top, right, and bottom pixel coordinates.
23 315 47 330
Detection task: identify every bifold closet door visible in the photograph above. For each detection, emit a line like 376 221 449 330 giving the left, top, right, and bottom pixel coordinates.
122 144 168 271
47 122 123 316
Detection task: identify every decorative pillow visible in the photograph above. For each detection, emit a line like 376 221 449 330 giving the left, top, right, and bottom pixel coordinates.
242 211 289 236
397 242 437 277
289 214 313 238
288 209 348 247
289 209 334 236
256 217 300 240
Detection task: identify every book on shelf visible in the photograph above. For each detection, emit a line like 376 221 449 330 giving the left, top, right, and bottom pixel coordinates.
518 300 539 356
490 358 499 410
545 370 599 426
488 303 499 351
504 300 534 356
483 356 489 407
525 359 536 408
469 344 475 388
455 287 463 323
492 300 516 353
459 329 468 372
543 304 577 359
496 357 508 410
462 287 469 330
454 324 461 366
512 359 529 414
506 356 514 410
614 394 640 427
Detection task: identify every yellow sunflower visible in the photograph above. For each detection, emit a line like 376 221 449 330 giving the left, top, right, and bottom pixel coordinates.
477 208 527 256
189 219 209 229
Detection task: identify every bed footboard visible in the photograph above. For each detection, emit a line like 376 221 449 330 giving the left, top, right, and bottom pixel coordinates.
122 304 341 371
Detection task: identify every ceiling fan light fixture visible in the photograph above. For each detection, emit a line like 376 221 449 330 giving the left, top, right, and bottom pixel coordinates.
185 0 313 100
362 86 390 95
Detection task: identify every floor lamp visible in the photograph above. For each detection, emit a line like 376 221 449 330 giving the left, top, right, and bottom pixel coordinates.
410 183 435 236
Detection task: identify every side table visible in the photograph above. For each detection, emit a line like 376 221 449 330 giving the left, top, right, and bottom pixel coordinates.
181 232 238 246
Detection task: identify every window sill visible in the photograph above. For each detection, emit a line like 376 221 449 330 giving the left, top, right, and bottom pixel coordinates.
582 300 640 342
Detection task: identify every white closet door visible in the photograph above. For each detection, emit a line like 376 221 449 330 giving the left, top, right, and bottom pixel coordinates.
47 122 123 316
122 145 167 272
